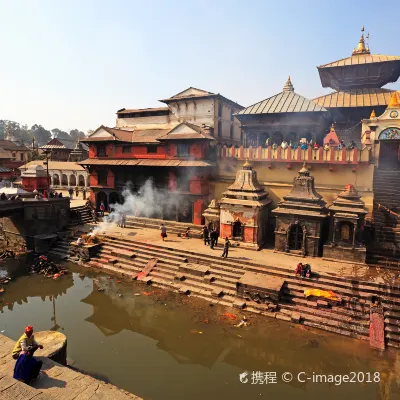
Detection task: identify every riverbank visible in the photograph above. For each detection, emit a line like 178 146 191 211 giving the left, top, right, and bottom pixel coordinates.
49 224 400 349
0 332 142 399
1 264 399 399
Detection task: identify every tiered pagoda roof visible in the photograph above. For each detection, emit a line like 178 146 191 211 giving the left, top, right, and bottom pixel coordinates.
328 184 368 219
219 160 271 208
273 163 327 218
317 28 400 92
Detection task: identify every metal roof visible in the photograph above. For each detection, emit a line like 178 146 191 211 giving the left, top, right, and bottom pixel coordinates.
318 54 400 69
78 159 214 167
117 107 169 115
313 88 395 108
237 91 326 115
19 160 86 171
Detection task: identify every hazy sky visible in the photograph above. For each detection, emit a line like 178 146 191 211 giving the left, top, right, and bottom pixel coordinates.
0 0 399 133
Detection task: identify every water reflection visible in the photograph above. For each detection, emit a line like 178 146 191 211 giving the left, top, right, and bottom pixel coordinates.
1 263 399 400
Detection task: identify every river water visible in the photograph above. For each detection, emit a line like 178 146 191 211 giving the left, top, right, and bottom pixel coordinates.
1 260 399 400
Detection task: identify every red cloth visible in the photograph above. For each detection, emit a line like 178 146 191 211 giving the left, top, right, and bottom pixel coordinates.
25 326 33 334
295 263 302 275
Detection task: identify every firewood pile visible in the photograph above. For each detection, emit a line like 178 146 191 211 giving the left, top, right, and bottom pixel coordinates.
81 234 99 245
0 250 16 259
29 255 68 278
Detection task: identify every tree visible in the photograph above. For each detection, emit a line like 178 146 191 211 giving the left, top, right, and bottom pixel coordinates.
30 124 51 146
69 129 86 142
51 128 71 143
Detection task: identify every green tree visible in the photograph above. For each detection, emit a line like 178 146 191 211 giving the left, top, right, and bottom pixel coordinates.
30 124 51 146
51 128 71 143
69 129 86 142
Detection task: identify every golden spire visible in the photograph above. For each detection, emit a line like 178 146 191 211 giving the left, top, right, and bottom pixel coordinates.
299 162 309 174
388 92 400 109
352 26 370 55
370 109 376 118
243 158 252 169
283 76 294 92
330 123 335 132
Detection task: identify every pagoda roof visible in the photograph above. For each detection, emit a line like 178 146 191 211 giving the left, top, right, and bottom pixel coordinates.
328 184 368 217
313 88 394 109
237 77 326 116
318 54 400 69
219 161 271 208
273 164 327 219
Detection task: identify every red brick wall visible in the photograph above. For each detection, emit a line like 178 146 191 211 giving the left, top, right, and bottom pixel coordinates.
89 171 98 186
243 226 257 243
193 199 205 225
107 170 114 188
220 223 232 239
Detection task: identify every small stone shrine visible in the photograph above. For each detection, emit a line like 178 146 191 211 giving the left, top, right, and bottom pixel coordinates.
323 184 368 263
202 199 220 231
273 163 328 256
219 160 272 247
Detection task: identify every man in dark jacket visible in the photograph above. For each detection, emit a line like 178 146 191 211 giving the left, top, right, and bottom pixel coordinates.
210 229 217 249
202 226 209 245
221 237 231 258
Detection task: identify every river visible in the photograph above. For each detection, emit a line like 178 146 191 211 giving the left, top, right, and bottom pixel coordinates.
1 259 399 400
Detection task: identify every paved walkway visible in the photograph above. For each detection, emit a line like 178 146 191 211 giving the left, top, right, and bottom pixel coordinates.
77 222 400 286
0 334 142 400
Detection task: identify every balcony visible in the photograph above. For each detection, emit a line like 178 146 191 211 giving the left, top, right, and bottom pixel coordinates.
220 145 371 167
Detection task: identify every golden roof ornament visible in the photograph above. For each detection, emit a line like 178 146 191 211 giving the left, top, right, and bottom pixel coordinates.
283 76 294 92
243 158 252 170
352 26 370 56
330 123 335 132
370 109 376 118
299 162 309 175
388 92 400 109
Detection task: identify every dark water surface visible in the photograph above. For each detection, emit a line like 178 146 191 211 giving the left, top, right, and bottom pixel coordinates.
1 261 399 400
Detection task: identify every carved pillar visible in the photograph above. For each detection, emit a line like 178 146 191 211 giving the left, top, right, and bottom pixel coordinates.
285 226 290 252
332 220 338 244
352 224 357 248
302 227 307 256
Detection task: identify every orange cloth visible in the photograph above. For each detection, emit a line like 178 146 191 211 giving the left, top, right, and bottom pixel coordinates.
304 289 341 302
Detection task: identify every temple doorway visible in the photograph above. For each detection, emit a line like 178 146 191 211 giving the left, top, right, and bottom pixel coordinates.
178 200 193 223
289 223 303 251
96 191 108 211
379 141 400 169
232 220 242 239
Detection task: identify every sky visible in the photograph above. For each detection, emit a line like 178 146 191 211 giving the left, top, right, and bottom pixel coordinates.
0 0 399 133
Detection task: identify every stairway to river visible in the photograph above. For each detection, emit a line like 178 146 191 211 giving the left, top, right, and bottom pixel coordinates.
49 234 400 349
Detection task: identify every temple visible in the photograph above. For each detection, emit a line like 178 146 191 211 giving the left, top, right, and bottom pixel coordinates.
80 28 400 265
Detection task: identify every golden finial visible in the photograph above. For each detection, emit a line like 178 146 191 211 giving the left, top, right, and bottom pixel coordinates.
283 76 294 92
330 123 335 132
352 26 370 55
243 158 252 169
370 109 376 118
299 162 308 174
388 92 400 109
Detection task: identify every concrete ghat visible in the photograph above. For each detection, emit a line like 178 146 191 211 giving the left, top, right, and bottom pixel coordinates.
0 333 142 400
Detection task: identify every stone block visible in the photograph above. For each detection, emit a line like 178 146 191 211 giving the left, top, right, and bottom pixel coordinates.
212 288 224 298
107 258 118 264
179 263 209 278
112 249 135 259
291 312 301 323
317 300 330 308
233 300 246 309
178 287 191 295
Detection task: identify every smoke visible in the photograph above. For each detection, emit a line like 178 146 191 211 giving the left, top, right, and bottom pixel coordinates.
90 179 178 236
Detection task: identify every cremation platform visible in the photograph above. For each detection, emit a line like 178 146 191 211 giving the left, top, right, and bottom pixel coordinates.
178 263 209 278
237 271 286 303
69 242 102 261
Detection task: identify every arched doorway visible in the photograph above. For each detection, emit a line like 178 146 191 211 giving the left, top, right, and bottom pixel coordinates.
61 174 68 186
378 129 400 169
289 223 303 251
96 191 108 211
339 221 353 243
232 220 242 239
78 175 85 186
178 200 193 223
53 174 60 186
69 174 77 186
109 192 120 207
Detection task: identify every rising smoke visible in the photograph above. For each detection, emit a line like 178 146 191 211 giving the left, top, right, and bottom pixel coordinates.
90 179 177 236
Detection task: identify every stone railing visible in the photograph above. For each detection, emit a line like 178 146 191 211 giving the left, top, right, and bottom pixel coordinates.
220 145 371 166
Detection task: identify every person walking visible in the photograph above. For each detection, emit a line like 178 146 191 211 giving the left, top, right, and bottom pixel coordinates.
215 227 220 246
202 226 209 246
160 224 167 241
121 213 126 228
221 237 231 258
68 187 74 199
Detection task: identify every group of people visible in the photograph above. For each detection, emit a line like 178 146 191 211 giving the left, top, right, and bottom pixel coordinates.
202 226 220 249
67 187 87 200
295 262 312 278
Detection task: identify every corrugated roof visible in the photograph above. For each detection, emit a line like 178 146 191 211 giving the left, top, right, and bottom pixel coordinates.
19 160 86 171
0 140 29 151
313 88 396 108
78 159 214 167
0 166 12 172
117 107 169 115
318 54 400 68
237 91 326 115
